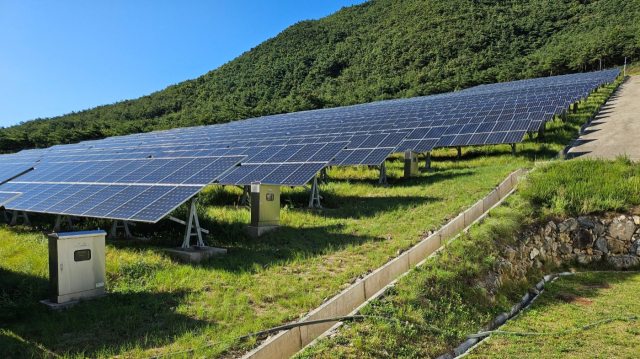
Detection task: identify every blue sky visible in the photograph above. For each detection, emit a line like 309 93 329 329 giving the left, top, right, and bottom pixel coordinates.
0 0 366 128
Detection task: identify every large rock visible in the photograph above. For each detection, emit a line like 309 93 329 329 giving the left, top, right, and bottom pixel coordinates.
530 248 540 260
559 243 573 255
607 255 640 269
572 228 593 249
578 216 596 228
558 218 578 233
609 218 636 241
544 222 557 236
593 237 609 255
630 240 640 256
608 238 626 254
576 254 592 265
593 222 606 237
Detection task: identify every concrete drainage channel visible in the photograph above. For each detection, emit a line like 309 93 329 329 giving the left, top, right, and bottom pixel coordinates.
242 168 528 359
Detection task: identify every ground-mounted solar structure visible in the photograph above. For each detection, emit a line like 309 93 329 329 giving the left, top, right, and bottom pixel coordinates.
0 70 620 245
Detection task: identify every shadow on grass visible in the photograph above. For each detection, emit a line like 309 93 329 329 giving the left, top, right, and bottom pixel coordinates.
0 268 209 359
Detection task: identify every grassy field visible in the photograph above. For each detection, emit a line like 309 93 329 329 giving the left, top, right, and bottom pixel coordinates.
0 77 623 359
467 272 640 358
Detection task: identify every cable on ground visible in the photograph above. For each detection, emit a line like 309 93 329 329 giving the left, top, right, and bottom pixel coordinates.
466 315 638 339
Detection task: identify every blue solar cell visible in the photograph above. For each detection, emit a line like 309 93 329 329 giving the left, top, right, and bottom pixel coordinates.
106 186 175 219
281 163 325 186
266 145 305 163
361 148 392 165
215 164 259 185
436 135 456 147
129 186 203 222
414 138 439 153
43 185 101 213
286 144 324 162
450 134 472 147
261 164 300 184
504 131 525 143
63 185 128 215
81 185 149 218
340 149 373 165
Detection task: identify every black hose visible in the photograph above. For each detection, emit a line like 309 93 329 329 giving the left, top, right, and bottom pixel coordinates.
135 315 426 359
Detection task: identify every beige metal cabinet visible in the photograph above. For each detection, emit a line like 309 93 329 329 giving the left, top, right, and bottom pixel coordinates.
48 230 106 303
250 182 281 226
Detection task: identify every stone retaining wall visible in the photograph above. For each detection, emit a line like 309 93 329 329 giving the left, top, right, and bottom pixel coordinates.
475 214 640 298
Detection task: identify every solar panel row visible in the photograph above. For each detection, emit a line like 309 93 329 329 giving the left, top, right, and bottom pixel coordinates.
0 70 620 223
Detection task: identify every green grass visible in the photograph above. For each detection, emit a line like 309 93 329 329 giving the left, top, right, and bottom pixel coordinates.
520 157 640 217
0 78 623 358
467 272 640 358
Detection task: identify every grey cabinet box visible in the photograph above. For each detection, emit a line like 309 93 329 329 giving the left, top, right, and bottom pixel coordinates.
250 182 281 227
48 230 106 303
404 150 420 177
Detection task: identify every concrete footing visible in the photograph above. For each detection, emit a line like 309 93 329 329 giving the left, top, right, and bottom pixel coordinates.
246 225 281 238
40 294 106 310
164 246 227 263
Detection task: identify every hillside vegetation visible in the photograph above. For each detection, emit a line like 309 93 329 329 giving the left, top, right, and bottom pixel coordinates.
1 0 638 151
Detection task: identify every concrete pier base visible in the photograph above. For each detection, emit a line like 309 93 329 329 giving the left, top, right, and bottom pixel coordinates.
164 246 227 263
246 225 281 238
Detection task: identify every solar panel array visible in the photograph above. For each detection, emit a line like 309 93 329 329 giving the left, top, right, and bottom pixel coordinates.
0 70 619 223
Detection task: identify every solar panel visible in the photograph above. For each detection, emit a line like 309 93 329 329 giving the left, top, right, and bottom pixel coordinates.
0 191 22 206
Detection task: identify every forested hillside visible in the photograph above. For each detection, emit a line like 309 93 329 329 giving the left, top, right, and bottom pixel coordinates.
1 0 638 152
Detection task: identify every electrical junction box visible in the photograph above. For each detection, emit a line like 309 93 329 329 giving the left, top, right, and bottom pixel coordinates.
404 150 420 178
48 230 106 303
250 182 280 227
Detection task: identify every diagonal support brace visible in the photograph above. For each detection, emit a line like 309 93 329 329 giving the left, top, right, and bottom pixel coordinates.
308 175 322 209
182 197 205 248
378 162 388 186
9 211 30 226
54 215 75 232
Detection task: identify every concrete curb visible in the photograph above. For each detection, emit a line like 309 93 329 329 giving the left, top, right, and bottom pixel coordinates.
241 168 528 359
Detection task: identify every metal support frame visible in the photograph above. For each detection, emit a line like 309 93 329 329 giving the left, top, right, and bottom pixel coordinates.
109 220 135 238
239 185 250 206
538 121 546 139
319 168 329 184
378 162 388 186
9 211 30 226
456 146 462 160
511 143 517 155
425 151 432 171
3 210 9 223
181 197 205 248
54 214 75 232
308 175 322 209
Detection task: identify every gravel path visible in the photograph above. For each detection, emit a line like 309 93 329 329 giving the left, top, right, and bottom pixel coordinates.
567 76 640 161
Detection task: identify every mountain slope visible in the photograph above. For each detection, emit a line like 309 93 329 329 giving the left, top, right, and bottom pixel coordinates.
1 0 638 151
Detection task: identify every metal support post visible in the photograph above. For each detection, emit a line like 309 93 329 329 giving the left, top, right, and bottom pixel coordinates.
240 185 250 206
10 211 30 226
511 143 516 155
182 197 205 248
319 168 329 184
54 215 75 232
3 210 9 223
378 162 388 186
456 146 462 160
425 152 432 171
109 220 133 239
308 175 322 209
538 122 546 139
